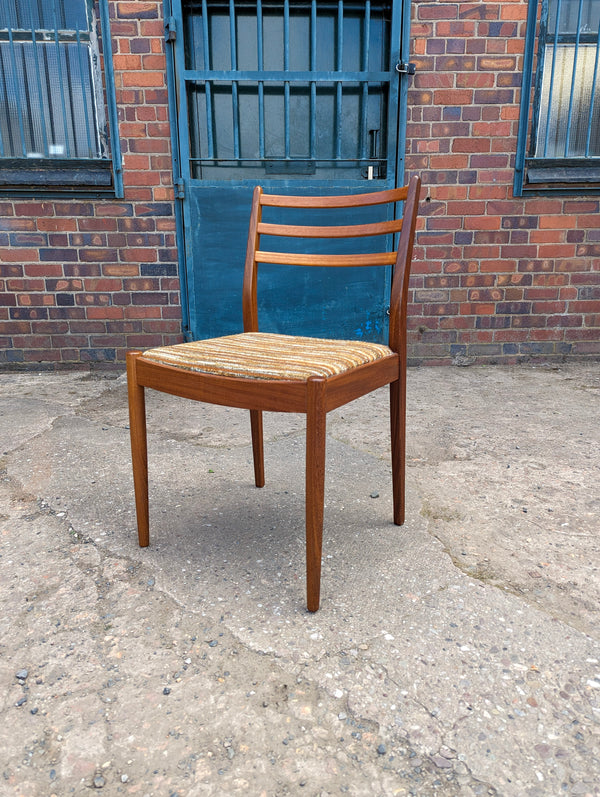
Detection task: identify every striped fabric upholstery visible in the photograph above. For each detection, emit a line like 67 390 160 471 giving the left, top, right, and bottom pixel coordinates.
142 332 394 381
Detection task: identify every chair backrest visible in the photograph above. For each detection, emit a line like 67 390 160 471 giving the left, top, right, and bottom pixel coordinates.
243 175 421 354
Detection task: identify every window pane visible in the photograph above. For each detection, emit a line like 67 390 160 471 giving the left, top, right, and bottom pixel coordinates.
0 0 104 161
0 38 100 158
0 0 88 32
548 0 600 36
537 43 600 157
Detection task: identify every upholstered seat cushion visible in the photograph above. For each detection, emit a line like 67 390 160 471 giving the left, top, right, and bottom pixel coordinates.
142 332 394 381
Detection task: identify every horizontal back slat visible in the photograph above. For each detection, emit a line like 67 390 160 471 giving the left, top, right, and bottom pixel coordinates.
259 185 409 208
257 218 404 239
254 251 397 267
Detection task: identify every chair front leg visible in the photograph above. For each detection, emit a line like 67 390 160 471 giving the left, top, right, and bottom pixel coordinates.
305 377 327 612
390 377 406 526
250 409 265 487
126 352 150 547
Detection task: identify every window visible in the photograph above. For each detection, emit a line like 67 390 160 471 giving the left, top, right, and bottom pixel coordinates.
515 0 600 194
0 0 122 195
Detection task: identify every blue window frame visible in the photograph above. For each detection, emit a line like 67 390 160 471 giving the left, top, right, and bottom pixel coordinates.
515 0 600 194
0 0 122 196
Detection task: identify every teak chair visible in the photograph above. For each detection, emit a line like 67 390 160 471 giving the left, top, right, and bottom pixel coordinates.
126 175 421 612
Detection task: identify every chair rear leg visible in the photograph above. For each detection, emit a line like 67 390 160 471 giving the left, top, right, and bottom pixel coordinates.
305 377 326 612
126 352 150 547
250 409 265 487
390 378 406 526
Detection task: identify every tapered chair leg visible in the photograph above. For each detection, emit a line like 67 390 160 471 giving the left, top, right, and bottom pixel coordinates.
250 409 265 487
390 377 406 526
305 377 327 612
126 351 150 547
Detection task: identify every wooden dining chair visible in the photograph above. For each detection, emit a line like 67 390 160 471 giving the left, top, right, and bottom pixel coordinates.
126 175 421 611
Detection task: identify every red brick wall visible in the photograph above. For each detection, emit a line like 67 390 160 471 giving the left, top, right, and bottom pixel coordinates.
405 0 600 364
1 0 599 368
0 1 182 369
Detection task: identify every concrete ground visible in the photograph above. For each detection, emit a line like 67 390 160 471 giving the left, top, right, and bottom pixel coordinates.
0 362 598 797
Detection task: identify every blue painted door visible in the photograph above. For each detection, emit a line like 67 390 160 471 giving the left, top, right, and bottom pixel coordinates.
167 0 412 341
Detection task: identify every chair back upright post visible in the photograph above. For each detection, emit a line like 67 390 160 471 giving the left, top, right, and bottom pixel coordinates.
242 185 264 333
389 174 421 357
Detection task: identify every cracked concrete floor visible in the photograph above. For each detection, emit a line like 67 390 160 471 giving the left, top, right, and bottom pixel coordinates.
0 363 598 797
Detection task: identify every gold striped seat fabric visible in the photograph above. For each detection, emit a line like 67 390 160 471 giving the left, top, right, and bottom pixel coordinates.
142 332 394 381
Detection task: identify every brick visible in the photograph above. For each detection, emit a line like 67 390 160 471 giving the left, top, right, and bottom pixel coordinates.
87 307 125 320
33 321 68 334
96 204 134 217
80 348 117 362
456 73 495 88
478 56 516 71
109 21 137 36
1 249 39 263
103 265 140 277
124 188 154 201
18 293 55 307
139 19 166 37
45 279 83 292
64 264 102 278
79 249 119 262
141 264 178 277
77 293 111 306
9 233 47 246
446 36 467 56
468 288 505 302
10 307 49 320
128 138 170 154
107 320 142 334
120 121 147 137
51 335 89 348
106 234 128 248
131 292 169 306
136 203 174 217
23 349 61 362
125 306 162 319
476 315 511 329
510 315 547 329
142 54 167 70
78 219 119 233
39 248 79 262
0 265 24 278
48 307 86 320
89 335 125 348
473 89 514 104
112 55 143 71
70 233 108 247
122 71 164 88
433 89 474 106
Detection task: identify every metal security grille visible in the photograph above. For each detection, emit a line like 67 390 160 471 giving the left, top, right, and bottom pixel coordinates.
182 0 393 180
0 0 105 160
515 0 600 193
